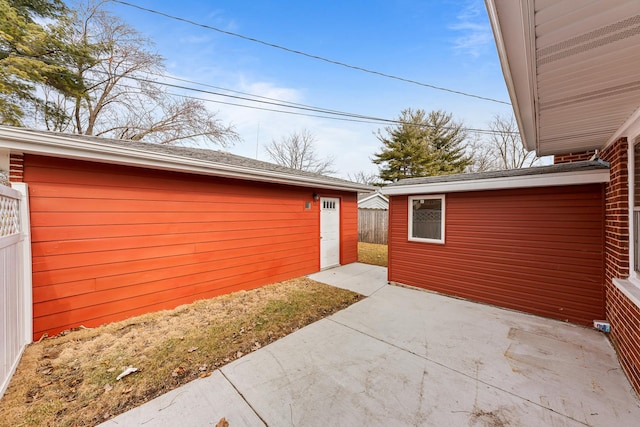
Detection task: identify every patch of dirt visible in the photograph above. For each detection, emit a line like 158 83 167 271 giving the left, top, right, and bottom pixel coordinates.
0 277 363 427
469 408 511 427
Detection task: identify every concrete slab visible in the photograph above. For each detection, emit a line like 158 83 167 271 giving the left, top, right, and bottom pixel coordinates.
330 284 640 426
99 264 640 427
100 370 265 427
221 318 584 426
308 262 387 296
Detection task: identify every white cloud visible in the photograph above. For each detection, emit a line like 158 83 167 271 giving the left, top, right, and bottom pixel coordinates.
450 1 493 58
205 79 380 178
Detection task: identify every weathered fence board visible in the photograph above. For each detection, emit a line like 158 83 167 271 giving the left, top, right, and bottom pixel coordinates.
358 209 388 244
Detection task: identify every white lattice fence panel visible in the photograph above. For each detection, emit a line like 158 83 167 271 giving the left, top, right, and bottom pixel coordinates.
0 193 19 237
0 184 28 399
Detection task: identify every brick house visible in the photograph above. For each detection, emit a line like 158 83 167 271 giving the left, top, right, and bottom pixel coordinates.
0 126 370 339
485 0 640 394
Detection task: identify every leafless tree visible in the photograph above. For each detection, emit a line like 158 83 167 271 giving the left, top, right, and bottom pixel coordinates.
489 114 539 169
266 130 336 175
347 170 382 186
466 115 541 172
38 0 237 146
466 132 499 173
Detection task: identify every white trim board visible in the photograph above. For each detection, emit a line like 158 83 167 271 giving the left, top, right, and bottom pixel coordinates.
381 168 609 196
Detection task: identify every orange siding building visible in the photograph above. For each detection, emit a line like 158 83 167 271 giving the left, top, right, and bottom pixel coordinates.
1 128 367 339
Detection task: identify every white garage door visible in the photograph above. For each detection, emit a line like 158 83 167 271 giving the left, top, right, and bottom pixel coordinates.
320 197 340 269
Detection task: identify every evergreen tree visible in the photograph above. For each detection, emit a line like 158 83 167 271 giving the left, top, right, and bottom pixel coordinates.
373 108 472 182
0 0 81 125
423 109 472 175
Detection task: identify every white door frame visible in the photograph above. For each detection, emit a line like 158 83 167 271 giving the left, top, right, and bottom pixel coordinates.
320 197 340 269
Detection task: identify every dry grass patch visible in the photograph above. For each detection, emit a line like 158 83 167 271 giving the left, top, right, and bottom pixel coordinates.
0 277 363 427
358 242 388 267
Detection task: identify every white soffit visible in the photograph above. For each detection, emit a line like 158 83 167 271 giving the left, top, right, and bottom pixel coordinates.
487 0 640 155
381 168 609 196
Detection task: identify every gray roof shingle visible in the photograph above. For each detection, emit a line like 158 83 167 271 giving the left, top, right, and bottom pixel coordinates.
385 160 609 187
3 126 371 191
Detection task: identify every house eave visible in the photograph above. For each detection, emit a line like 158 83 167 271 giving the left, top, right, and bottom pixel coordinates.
358 193 388 205
485 0 640 156
485 0 538 152
380 168 609 196
0 127 372 193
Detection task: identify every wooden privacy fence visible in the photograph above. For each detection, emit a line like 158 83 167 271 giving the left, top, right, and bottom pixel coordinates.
358 209 388 244
0 183 31 398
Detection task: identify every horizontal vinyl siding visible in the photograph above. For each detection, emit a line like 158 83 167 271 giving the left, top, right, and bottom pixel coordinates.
339 193 358 264
389 185 605 325
25 155 358 339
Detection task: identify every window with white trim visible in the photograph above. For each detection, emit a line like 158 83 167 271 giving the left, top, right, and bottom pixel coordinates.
408 195 445 244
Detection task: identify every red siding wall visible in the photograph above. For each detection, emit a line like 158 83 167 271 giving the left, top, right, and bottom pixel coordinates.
389 184 605 325
25 155 357 339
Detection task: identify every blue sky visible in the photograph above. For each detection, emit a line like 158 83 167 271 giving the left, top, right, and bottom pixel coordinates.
100 0 515 178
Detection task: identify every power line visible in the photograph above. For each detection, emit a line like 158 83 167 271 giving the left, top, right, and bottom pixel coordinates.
110 0 511 105
101 68 517 135
6 51 516 135
100 71 514 135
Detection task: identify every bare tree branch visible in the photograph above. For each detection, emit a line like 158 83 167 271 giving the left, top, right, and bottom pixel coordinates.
489 114 539 169
265 130 336 175
35 0 237 146
347 171 382 186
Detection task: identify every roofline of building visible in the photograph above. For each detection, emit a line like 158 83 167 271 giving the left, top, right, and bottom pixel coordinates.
0 127 372 193
484 0 538 153
358 192 388 205
380 167 609 196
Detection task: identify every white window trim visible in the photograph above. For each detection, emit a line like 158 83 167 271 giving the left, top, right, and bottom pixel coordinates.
408 195 445 244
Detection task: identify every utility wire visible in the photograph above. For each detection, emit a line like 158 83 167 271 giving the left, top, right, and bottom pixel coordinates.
110 0 511 105
97 70 514 135
6 51 516 135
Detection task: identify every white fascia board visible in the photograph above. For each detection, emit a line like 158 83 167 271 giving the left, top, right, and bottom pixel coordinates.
0 128 371 193
358 192 388 205
485 0 538 152
380 169 610 196
606 105 640 149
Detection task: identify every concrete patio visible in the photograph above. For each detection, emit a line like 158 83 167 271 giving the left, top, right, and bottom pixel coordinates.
101 263 640 426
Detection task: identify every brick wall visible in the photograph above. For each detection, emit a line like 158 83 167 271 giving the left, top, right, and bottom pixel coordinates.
600 139 630 282
9 153 24 182
607 283 640 393
554 140 640 396
600 138 640 395
554 151 596 164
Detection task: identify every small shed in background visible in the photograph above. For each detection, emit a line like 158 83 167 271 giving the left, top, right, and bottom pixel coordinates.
358 190 388 245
